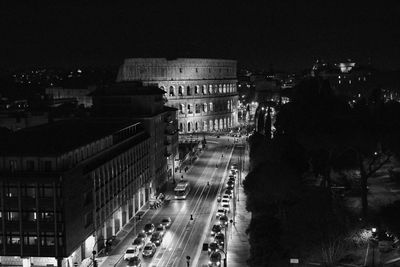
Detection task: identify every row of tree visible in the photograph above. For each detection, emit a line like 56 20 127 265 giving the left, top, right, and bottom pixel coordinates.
244 77 400 266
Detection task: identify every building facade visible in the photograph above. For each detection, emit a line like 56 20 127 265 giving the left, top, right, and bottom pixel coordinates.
0 119 151 267
92 82 179 191
116 58 239 133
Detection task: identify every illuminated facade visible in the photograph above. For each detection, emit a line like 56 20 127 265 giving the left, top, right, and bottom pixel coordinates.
0 120 151 267
116 58 239 133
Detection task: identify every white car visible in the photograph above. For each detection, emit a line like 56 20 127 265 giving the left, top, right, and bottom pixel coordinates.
221 198 230 204
216 208 225 218
222 194 230 201
124 247 139 260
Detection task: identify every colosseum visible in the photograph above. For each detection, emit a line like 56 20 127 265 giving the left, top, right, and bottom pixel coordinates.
116 58 238 133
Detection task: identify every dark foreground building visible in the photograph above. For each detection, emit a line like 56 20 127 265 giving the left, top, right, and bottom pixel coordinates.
0 119 151 267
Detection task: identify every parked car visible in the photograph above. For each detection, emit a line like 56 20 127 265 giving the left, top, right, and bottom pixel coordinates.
225 189 232 197
219 215 229 227
155 224 166 237
211 224 222 236
132 238 145 250
228 177 235 183
144 223 155 235
150 232 163 246
214 233 225 247
142 242 157 257
124 247 139 260
216 208 225 218
222 194 230 201
208 242 219 255
129 256 141 267
221 203 230 213
208 252 222 267
221 198 230 204
160 217 172 228
136 230 147 240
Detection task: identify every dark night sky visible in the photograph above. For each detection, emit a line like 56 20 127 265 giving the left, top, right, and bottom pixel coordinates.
1 1 399 71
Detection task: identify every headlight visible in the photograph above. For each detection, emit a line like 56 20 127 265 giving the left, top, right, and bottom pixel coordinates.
208 249 211 252
217 262 220 266
208 261 212 265
211 231 214 234
175 196 177 198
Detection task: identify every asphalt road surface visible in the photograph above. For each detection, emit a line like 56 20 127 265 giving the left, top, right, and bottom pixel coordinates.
115 135 238 267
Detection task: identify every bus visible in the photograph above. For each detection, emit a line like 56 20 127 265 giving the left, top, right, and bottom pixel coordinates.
174 181 190 199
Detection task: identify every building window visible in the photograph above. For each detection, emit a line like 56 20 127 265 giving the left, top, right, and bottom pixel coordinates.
178 86 183 96
195 122 199 131
22 211 37 221
208 68 211 73
7 212 19 221
179 68 182 73
209 103 213 112
40 232 55 246
187 122 191 132
23 233 37 246
179 123 183 132
186 86 191 95
218 85 222 93
26 160 35 171
195 104 201 114
22 184 36 198
208 85 213 94
195 68 198 73
6 185 18 197
39 185 53 198
7 233 20 245
9 160 17 172
44 161 52 171
187 104 192 114
169 86 175 96
179 104 184 114
40 212 54 222
194 86 199 94
203 103 208 112
202 85 206 94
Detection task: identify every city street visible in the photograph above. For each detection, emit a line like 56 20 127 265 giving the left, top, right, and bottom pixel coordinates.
99 135 245 267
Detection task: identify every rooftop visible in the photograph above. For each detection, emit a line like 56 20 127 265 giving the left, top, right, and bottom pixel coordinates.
0 119 141 156
91 82 165 96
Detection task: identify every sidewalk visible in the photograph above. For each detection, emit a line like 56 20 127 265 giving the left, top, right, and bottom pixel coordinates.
227 141 251 267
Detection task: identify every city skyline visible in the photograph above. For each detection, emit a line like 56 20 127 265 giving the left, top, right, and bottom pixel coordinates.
1 1 399 71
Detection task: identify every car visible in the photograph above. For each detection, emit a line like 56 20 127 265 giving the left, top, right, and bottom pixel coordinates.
228 177 235 183
136 230 147 240
217 195 221 202
214 233 225 247
208 252 222 267
222 194 230 201
231 164 238 170
221 198 229 204
225 189 233 198
160 217 172 228
219 215 229 227
142 242 157 257
129 256 141 267
226 180 234 187
230 169 237 175
228 174 236 179
150 232 163 246
227 184 234 191
221 203 230 213
124 247 139 260
216 208 225 218
132 238 145 250
144 223 155 235
208 242 219 255
155 224 166 237
211 224 222 236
